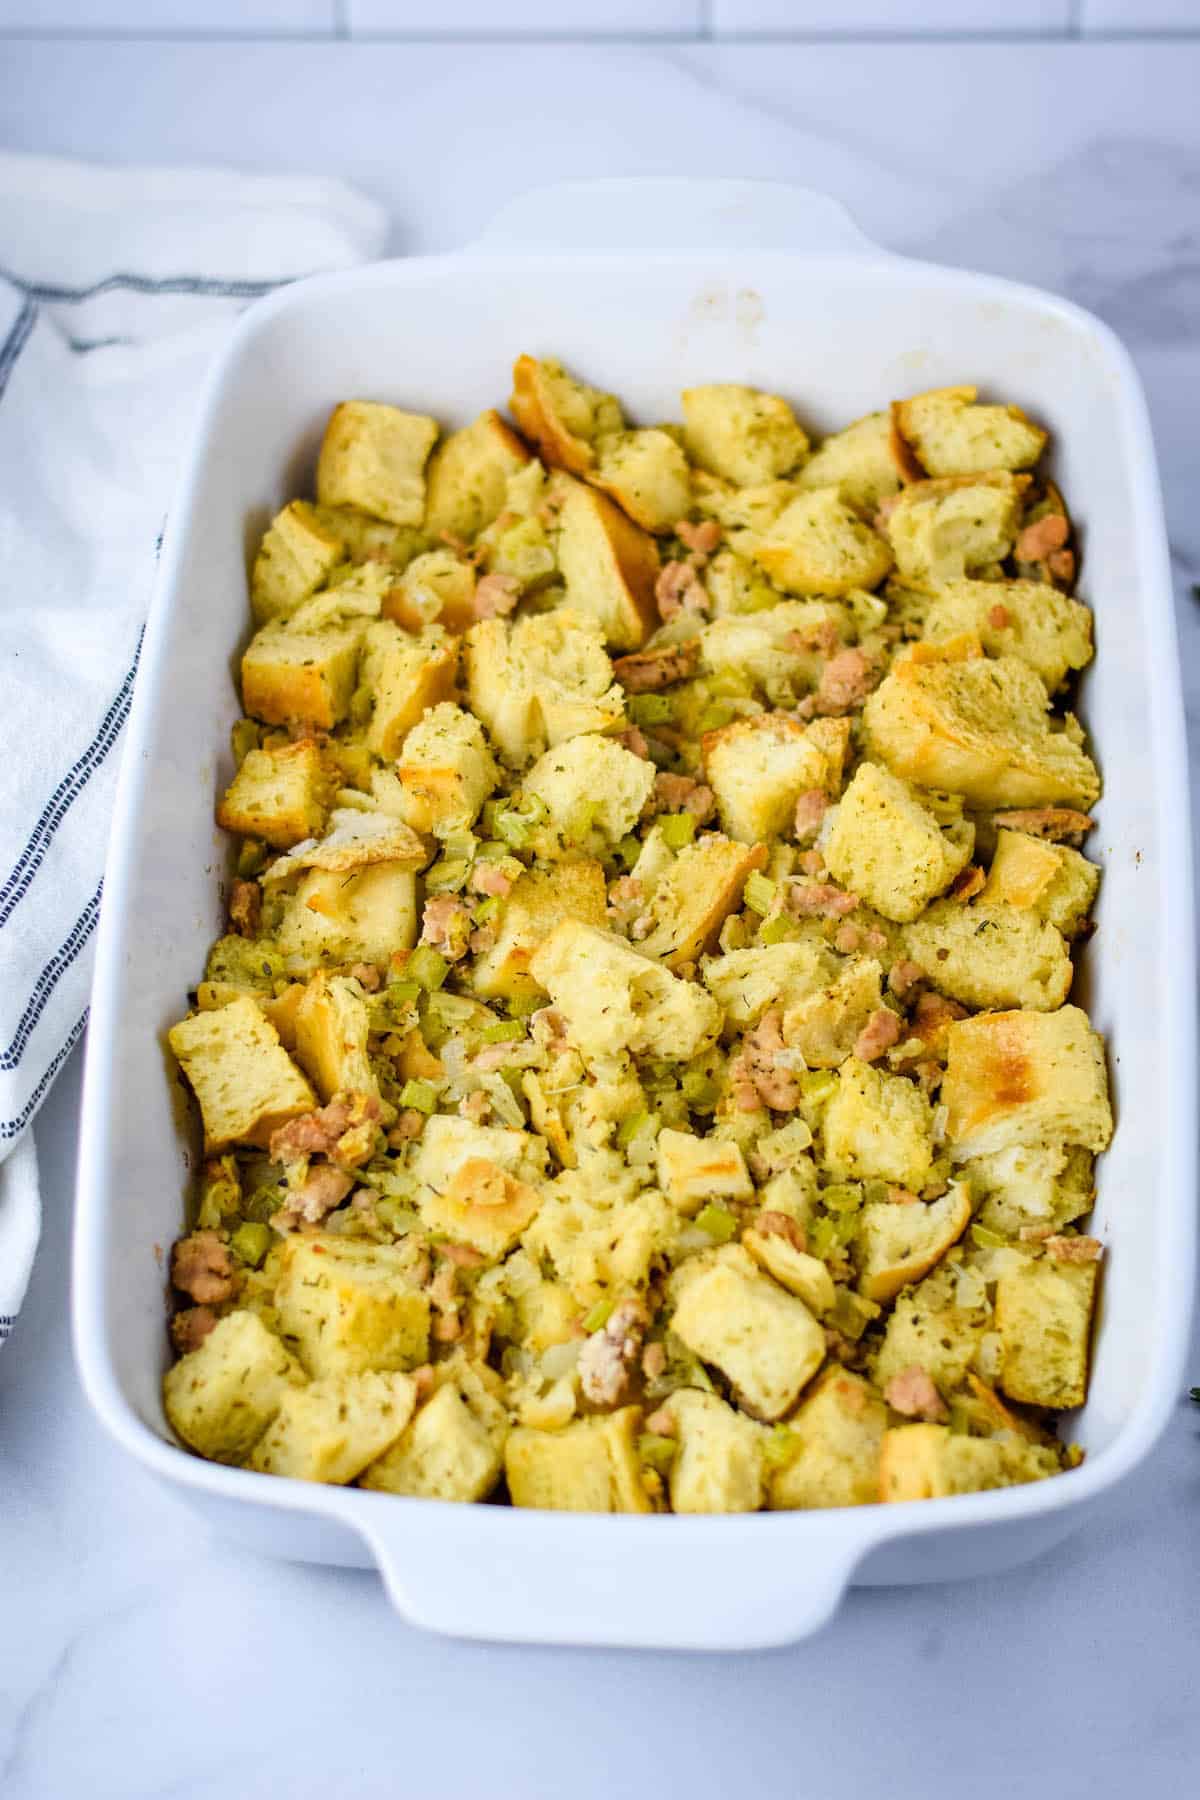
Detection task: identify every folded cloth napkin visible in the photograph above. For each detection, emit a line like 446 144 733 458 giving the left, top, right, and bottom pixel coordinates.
0 155 387 1343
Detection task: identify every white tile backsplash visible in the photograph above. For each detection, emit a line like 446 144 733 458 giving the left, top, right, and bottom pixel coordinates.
346 0 703 32
0 0 335 29
1081 0 1200 28
712 0 1072 30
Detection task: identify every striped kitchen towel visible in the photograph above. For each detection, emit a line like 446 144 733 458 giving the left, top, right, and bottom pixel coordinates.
0 155 386 1342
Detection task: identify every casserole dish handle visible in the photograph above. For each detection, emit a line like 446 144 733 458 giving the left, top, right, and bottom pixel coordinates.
474 177 884 257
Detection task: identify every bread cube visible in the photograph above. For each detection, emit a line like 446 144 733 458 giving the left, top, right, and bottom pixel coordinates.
769 1368 888 1510
249 1370 417 1484
982 829 1099 938
742 1228 836 1315
529 920 721 1062
656 1128 753 1215
465 608 623 768
638 835 768 968
671 1245 825 1421
854 1184 972 1304
702 940 836 1029
422 1159 544 1260
523 1176 678 1303
292 972 377 1103
863 645 1100 810
215 739 333 851
262 805 427 883
359 620 458 759
164 1310 306 1466
414 1111 548 1191
922 578 1092 694
310 502 425 571
382 547 477 634
316 400 438 527
967 1142 1094 1238
892 386 1047 479
699 599 851 706
509 354 624 476
589 427 691 533
506 1406 651 1513
251 500 345 624
903 899 1072 1012
794 411 903 514
682 383 809 487
870 1277 986 1396
275 1234 430 1379
781 956 884 1070
879 1423 1058 1501
276 862 419 967
883 471 1027 583
424 407 531 540
168 995 316 1152
703 548 786 617
703 712 843 845
748 486 893 597
822 1057 934 1192
942 1006 1113 1160
555 476 660 651
241 616 362 731
666 1389 764 1514
361 1373 507 1501
395 702 497 837
995 1254 1098 1409
522 731 654 852
471 859 607 1002
823 762 974 924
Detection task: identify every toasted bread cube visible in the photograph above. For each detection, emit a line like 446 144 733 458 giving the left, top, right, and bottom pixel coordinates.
892 386 1047 479
421 1158 544 1260
703 548 786 617
671 1245 825 1422
277 862 419 967
781 956 884 1070
263 805 427 882
523 1176 678 1304
168 996 316 1153
588 427 691 533
529 919 721 1062
275 1234 430 1379
382 547 477 634
942 1006 1113 1160
822 1057 934 1192
292 972 377 1103
509 355 624 476
556 476 660 650
471 859 607 1003
870 1276 986 1395
249 1370 417 1484
699 599 851 706
195 981 304 1051
922 577 1092 694
522 731 654 852
794 411 902 514
359 620 458 759
682 384 809 487
982 829 1099 938
163 1310 306 1466
424 407 531 540
638 835 768 968
316 400 438 527
854 1184 972 1304
995 1255 1098 1409
967 1143 1094 1238
703 712 843 845
743 1228 836 1315
241 617 362 731
666 1389 763 1515
769 1368 887 1510
251 500 345 624
863 645 1100 810
824 762 974 924
702 940 836 1029
310 502 425 571
879 1423 1059 1502
413 1112 548 1191
748 486 892 597
395 702 497 837
506 1406 651 1513
361 1374 507 1501
883 471 1027 582
215 739 333 851
656 1128 753 1216
465 608 623 768
903 899 1072 1012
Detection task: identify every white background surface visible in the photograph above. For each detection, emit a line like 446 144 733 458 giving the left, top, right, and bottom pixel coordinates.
2 18 1200 1800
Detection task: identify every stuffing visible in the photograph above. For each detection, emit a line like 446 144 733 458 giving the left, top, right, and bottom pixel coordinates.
769 1369 888 1510
163 1311 306 1466
248 1371 418 1485
383 548 478 634
275 1235 431 1379
995 1254 1099 1409
780 956 886 1069
589 427 692 532
555 475 661 650
702 939 838 1029
746 485 893 597
902 899 1073 1012
292 972 377 1103
703 712 847 844
981 828 1099 938
941 1005 1113 1160
636 834 768 968
509 354 624 475
361 1369 507 1501
879 1424 1059 1501
276 862 420 967
167 996 316 1152
251 500 345 624
506 1407 651 1512
529 919 721 1062
665 1389 764 1514
424 407 531 541
854 1184 973 1303
881 471 1028 582
823 762 974 923
922 577 1092 693
316 400 438 526
655 1128 753 1215
394 702 498 836
793 411 903 514
821 1057 935 1192
215 738 334 850
702 548 787 617
699 599 851 706
670 1244 826 1422
241 615 363 731
681 383 809 486
358 620 459 759
465 608 624 767
891 385 1047 479
471 858 608 1002
522 732 654 853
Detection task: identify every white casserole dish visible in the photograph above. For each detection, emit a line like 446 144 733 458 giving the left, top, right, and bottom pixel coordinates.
73 179 1196 1651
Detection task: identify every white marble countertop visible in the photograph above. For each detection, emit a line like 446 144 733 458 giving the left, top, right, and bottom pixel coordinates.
2 34 1200 1800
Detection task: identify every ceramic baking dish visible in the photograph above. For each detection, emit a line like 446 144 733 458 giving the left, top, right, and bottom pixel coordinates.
73 179 1196 1651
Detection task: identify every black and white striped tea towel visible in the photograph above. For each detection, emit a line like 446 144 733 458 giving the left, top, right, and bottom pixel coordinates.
0 154 386 1344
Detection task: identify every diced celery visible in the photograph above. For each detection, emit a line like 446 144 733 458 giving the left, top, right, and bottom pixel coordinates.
629 693 675 727
235 839 268 879
473 895 502 926
424 858 471 893
758 915 796 946
399 1079 437 1114
496 810 531 849
695 1204 738 1243
681 1070 720 1110
582 1296 614 1333
406 947 449 991
481 1019 524 1045
970 1223 1008 1250
616 1109 650 1150
230 718 260 766
375 1198 422 1236
638 1434 678 1477
761 1425 799 1472
743 872 778 916
614 833 642 872
807 1216 836 1260
698 701 736 732
387 979 421 1005
659 812 696 850
822 1183 862 1214
505 992 543 1019
229 1220 273 1268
